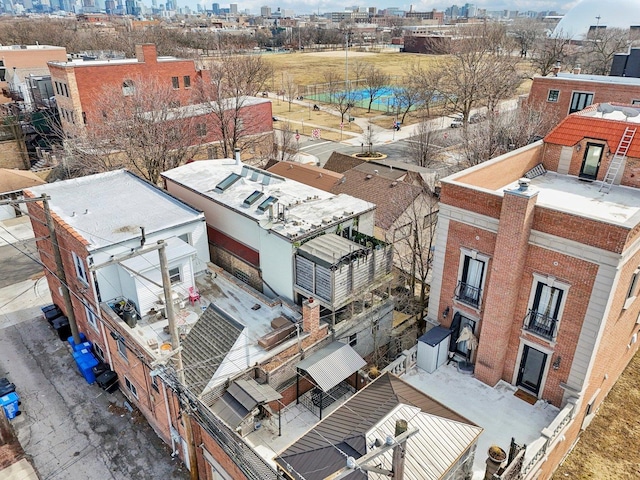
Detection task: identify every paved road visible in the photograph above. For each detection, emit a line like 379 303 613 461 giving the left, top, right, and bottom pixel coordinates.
0 217 188 480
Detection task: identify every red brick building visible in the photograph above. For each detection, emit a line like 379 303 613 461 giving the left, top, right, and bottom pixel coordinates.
526 71 640 126
429 103 640 478
48 44 210 131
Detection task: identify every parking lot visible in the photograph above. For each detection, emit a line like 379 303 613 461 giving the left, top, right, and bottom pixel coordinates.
0 217 188 480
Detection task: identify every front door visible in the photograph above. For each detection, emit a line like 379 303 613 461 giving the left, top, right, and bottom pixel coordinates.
579 143 603 180
516 345 547 395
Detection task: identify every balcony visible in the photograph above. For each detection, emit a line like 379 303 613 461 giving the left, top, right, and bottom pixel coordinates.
523 309 558 340
454 280 482 308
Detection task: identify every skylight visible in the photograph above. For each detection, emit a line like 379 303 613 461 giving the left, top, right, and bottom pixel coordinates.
243 190 264 206
215 173 241 193
257 195 278 212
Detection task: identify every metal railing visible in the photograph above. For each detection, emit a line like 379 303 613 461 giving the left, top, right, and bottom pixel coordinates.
454 281 482 307
523 310 558 340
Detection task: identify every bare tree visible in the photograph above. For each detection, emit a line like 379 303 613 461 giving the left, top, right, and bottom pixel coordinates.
387 189 439 323
273 121 297 163
530 30 574 76
282 74 298 112
363 66 390 113
406 121 439 168
198 54 271 159
322 69 342 104
460 102 557 167
438 24 523 124
406 62 445 119
509 18 546 58
334 90 354 123
63 77 202 184
578 28 634 75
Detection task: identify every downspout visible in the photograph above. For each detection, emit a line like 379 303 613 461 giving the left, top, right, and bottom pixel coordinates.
162 381 178 456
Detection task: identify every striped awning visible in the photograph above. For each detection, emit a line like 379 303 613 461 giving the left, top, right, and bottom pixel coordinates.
297 342 366 392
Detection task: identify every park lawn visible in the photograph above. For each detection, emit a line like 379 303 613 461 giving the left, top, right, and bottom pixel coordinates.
270 99 362 142
262 50 440 90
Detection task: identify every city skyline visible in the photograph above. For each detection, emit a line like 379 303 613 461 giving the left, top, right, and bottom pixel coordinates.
184 0 577 15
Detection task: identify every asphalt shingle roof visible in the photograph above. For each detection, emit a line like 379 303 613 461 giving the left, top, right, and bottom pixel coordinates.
181 304 244 396
330 170 424 231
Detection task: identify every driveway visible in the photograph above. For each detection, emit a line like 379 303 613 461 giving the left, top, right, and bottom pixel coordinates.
0 217 188 480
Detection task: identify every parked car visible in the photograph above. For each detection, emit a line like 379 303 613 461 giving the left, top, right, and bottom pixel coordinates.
469 113 486 124
450 119 464 128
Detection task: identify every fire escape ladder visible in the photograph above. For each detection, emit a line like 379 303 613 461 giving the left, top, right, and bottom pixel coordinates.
600 127 636 193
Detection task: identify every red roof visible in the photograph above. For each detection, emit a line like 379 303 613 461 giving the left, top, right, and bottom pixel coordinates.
544 104 640 158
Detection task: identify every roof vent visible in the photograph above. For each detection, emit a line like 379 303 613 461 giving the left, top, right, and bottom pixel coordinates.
365 174 373 180
517 178 530 192
391 181 398 187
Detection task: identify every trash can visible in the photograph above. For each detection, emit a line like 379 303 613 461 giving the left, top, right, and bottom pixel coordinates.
75 350 99 384
67 332 88 350
96 370 118 393
44 307 63 325
41 304 59 314
0 381 16 397
92 362 110 378
52 316 71 341
0 392 20 420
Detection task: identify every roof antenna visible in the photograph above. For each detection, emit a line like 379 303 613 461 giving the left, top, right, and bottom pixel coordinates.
140 226 146 247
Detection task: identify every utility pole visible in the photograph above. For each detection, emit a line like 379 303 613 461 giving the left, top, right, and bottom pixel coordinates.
158 240 198 480
0 194 81 345
42 194 82 346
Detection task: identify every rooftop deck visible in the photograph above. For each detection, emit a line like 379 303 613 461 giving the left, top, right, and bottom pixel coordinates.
502 172 640 227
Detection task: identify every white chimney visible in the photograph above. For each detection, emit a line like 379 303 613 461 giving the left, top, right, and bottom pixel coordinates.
234 148 241 165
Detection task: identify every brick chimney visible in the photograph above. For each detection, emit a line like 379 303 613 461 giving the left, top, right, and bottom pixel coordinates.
302 297 320 335
475 179 538 387
135 44 158 64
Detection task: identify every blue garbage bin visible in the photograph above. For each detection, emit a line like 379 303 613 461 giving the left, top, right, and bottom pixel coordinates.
67 333 88 350
0 392 20 419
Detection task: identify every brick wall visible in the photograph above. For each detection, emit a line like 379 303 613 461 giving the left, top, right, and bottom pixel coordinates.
475 187 538 386
439 183 502 219
0 140 24 170
210 245 263 293
527 75 640 121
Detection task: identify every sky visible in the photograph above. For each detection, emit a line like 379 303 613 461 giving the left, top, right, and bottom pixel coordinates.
188 0 581 16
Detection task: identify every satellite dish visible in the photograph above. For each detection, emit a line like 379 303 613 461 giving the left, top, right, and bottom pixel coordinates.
597 103 615 115
621 107 640 119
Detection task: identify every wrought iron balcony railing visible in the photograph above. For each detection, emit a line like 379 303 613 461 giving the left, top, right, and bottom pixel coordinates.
454 280 482 308
523 309 558 340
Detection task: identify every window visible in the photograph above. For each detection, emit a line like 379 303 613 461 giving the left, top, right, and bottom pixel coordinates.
122 79 135 96
85 304 98 331
257 195 278 212
624 268 640 309
524 275 569 340
151 373 160 392
63 83 69 97
455 252 486 308
178 233 190 244
0 60 5 82
172 76 179 89
394 223 412 242
633 100 640 106
569 91 594 114
348 333 357 347
547 89 560 102
423 212 437 230
117 336 128 360
169 266 182 284
72 252 89 285
207 146 218 158
196 123 207 137
183 75 191 88
215 173 241 193
54 81 60 95
243 190 264 206
454 314 476 357
124 376 138 399
82 112 87 125
371 321 380 334
94 343 105 361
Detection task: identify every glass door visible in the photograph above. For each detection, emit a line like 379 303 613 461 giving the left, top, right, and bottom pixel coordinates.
516 345 547 395
579 143 603 180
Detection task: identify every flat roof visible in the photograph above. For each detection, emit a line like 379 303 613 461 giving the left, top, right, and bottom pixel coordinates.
162 160 375 241
550 72 640 86
47 56 184 67
502 172 640 227
0 45 65 51
26 170 203 251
